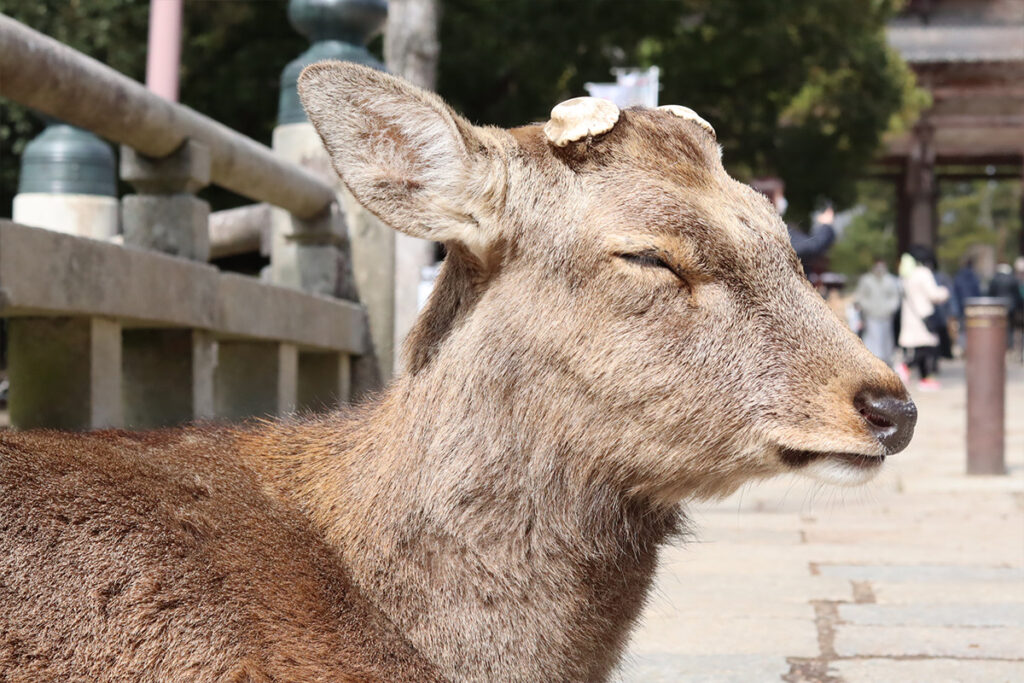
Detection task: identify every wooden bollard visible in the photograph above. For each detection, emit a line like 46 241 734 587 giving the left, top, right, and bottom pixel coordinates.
965 297 1007 475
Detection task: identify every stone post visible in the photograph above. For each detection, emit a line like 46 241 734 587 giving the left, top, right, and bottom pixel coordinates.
7 317 123 430
121 139 211 261
965 298 1007 475
275 0 391 394
12 120 119 240
121 329 216 428
9 120 122 430
119 139 217 426
214 341 298 420
297 351 351 412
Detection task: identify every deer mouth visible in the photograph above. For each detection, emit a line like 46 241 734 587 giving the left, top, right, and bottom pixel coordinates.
778 448 885 470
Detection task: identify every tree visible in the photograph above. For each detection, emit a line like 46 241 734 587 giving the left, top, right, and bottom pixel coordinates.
438 0 926 222
937 179 1022 274
828 180 898 279
2 0 924 225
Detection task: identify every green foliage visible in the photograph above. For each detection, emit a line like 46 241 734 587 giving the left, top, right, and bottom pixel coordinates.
439 0 927 220
828 178 1022 282
829 180 898 279
937 179 1022 273
1 0 923 222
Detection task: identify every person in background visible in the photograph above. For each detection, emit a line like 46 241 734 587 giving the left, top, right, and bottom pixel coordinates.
855 258 901 364
1017 257 1024 360
933 266 955 360
952 257 982 354
988 262 1023 352
789 204 836 274
751 178 836 275
897 245 949 391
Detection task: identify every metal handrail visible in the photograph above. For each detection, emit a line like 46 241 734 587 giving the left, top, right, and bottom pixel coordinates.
0 14 336 220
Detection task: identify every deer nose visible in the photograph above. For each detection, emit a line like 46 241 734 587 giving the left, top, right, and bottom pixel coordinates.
854 392 917 454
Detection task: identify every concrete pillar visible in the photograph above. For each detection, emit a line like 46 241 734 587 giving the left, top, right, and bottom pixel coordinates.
275 0 389 391
12 121 119 240
122 329 215 428
965 298 1007 475
118 139 216 426
271 122 391 389
394 233 435 374
7 317 123 430
120 139 211 261
298 351 351 412
214 341 297 420
269 198 348 296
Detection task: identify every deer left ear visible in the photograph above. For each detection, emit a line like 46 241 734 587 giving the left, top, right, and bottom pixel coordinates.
298 61 498 258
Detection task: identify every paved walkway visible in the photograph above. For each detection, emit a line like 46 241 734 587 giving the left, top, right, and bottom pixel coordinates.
619 360 1024 682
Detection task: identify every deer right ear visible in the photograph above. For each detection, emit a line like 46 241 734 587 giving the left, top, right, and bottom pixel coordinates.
298 61 497 257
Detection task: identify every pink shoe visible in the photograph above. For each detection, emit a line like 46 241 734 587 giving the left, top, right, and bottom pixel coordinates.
918 378 941 392
895 363 910 384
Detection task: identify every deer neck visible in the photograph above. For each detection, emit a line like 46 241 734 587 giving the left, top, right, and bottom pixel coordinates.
264 367 683 682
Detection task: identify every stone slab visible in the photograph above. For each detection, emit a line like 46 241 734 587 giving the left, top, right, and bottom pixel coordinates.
122 193 211 261
817 564 1023 583
0 220 366 353
830 658 1024 683
645 573 849 619
615 653 790 683
657 543 812 576
872 581 1024 605
839 603 1024 628
628 614 819 657
217 271 364 353
834 624 1024 659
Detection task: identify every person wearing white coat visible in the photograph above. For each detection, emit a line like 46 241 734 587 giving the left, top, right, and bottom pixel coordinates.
898 246 950 391
855 259 901 364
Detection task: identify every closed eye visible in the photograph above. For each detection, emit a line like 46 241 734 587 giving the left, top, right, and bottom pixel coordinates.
618 251 675 272
617 251 693 290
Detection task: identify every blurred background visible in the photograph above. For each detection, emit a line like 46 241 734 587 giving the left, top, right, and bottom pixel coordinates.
0 1 1021 680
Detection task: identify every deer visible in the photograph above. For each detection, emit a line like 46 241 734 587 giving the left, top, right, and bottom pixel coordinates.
0 61 916 682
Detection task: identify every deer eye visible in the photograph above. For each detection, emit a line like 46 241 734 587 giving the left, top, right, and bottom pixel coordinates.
619 251 675 273
618 251 693 291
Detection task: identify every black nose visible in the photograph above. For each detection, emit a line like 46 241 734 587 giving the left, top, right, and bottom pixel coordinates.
854 392 917 454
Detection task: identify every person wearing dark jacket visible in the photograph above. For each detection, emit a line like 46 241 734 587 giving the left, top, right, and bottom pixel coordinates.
788 205 836 273
750 178 836 275
952 259 982 353
988 263 1023 350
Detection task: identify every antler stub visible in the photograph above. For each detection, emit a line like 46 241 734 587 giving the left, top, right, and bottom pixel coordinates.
544 97 621 147
657 105 716 139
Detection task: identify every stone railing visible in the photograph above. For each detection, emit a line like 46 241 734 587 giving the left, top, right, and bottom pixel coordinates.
0 14 367 430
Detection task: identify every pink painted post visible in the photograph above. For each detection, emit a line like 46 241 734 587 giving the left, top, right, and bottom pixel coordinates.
145 0 183 102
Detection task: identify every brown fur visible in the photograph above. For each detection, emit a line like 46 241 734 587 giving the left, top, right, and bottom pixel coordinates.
0 427 440 682
1 62 914 682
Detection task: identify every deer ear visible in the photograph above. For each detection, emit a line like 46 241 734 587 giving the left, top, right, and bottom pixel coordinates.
298 61 495 256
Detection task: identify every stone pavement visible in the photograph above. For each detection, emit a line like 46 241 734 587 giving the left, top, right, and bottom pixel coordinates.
618 360 1024 682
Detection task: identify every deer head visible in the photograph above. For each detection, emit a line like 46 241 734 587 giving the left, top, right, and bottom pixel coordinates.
298 62 916 505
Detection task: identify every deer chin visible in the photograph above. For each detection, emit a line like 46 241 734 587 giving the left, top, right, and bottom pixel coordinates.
778 447 886 486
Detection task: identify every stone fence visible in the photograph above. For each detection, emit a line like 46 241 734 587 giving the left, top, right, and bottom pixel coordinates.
0 14 368 431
